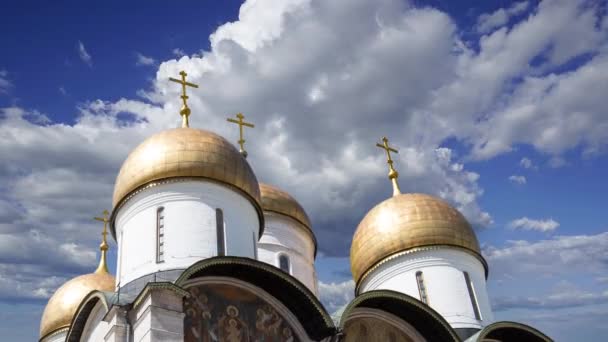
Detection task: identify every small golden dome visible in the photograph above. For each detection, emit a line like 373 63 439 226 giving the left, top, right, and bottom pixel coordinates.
350 193 483 285
112 128 261 210
39 271 114 338
260 183 312 230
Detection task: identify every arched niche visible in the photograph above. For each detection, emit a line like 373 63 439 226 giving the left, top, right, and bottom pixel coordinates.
343 307 426 342
181 276 309 342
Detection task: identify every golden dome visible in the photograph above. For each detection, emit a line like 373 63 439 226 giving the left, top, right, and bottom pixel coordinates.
112 128 261 210
39 270 114 338
260 183 312 230
350 193 484 286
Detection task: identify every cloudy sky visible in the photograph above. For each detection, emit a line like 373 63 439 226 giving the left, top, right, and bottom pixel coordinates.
1 0 607 340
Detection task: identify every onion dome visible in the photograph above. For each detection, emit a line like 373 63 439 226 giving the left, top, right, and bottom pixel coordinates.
259 183 317 256
260 183 312 230
350 193 484 285
111 127 261 214
39 215 115 339
350 136 485 286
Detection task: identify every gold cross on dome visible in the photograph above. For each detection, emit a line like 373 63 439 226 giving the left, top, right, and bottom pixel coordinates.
94 210 110 251
376 136 402 196
93 210 110 274
169 70 199 128
227 112 255 158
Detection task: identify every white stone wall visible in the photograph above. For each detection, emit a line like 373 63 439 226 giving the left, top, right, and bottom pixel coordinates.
81 300 110 342
359 247 494 331
115 180 260 288
258 212 318 296
132 290 184 342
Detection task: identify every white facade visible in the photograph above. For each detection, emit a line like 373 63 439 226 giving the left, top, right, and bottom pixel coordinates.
258 212 319 296
359 247 493 331
114 180 260 288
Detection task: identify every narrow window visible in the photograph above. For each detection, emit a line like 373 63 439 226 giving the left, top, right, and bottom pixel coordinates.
278 254 290 274
252 231 258 260
156 207 165 263
216 208 226 256
416 271 429 304
464 271 482 320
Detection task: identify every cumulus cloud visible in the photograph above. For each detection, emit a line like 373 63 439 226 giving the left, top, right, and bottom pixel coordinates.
508 217 559 232
477 1 529 34
508 175 527 185
494 287 608 311
318 280 354 314
0 0 606 308
485 232 608 279
135 52 155 66
77 41 92 67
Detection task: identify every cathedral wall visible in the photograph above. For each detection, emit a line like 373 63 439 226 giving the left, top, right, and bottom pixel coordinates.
115 180 260 288
80 300 110 342
257 212 318 295
359 247 493 331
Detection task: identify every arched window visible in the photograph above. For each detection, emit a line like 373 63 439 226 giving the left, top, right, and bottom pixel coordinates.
463 271 482 320
416 271 429 304
216 208 226 256
156 207 165 263
278 254 290 274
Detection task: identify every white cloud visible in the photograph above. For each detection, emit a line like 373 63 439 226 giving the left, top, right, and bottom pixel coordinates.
172 48 186 57
493 284 608 311
508 175 527 185
477 1 529 34
318 280 354 314
0 70 12 94
485 232 608 279
135 52 155 66
58 86 67 96
508 217 559 232
77 41 92 67
520 157 535 169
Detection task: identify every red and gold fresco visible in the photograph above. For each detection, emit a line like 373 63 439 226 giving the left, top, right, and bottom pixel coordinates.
343 317 415 342
184 283 299 342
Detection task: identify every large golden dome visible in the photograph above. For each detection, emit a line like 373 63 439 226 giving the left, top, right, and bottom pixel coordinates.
260 183 312 230
350 193 484 286
112 127 261 210
39 271 114 338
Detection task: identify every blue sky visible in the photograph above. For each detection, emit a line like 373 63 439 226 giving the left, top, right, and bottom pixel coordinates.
1 0 607 341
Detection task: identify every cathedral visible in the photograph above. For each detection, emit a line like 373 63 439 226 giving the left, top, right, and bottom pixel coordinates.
38 71 553 342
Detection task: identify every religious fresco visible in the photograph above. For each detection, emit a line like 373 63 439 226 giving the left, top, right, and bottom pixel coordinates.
184 283 300 342
343 317 415 342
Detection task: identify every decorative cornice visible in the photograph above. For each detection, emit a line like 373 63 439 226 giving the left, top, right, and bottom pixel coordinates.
131 282 190 311
40 326 69 342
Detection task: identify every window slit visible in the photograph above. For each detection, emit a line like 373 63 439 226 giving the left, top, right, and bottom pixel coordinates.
416 271 429 304
464 271 482 320
156 207 165 263
216 208 226 256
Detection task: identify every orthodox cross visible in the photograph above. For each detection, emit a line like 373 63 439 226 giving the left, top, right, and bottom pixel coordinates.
227 113 255 158
376 136 402 196
169 71 199 128
93 210 110 273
